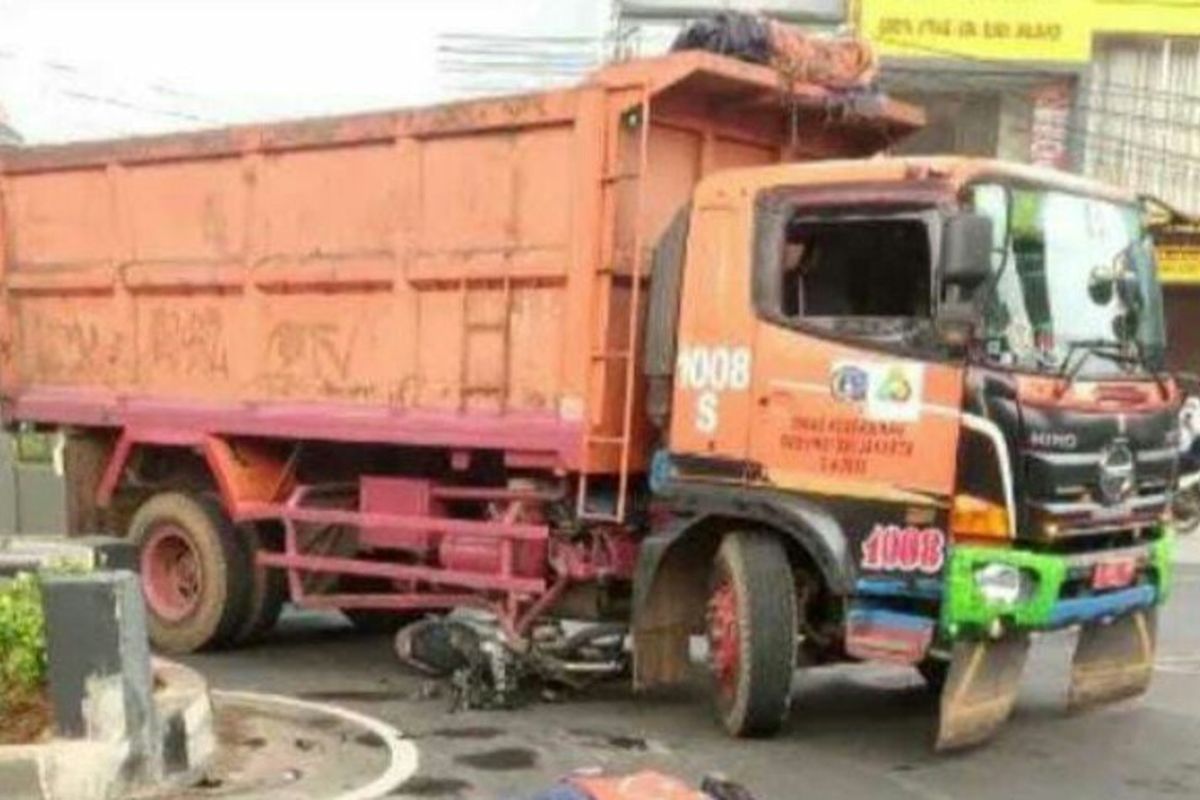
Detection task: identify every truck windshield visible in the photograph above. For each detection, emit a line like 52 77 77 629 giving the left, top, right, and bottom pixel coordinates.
969 183 1167 376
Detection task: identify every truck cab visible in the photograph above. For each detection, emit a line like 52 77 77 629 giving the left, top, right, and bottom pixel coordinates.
638 156 1176 748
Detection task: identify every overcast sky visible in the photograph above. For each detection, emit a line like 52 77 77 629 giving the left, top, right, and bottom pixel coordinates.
0 0 614 143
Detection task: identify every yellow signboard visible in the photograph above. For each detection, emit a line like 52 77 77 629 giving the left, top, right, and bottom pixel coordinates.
859 0 1200 64
1088 0 1200 38
860 0 1093 63
1157 244 1200 285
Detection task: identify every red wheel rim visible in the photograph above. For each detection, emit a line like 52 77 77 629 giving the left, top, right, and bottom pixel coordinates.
707 573 740 697
140 523 202 622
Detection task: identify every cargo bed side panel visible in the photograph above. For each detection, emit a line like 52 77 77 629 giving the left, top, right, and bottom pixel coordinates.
2 121 579 421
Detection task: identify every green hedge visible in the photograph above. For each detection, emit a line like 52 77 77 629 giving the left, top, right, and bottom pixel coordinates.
0 574 47 709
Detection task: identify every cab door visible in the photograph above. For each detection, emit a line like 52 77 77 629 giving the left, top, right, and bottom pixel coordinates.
749 326 965 500
668 199 757 465
746 208 965 505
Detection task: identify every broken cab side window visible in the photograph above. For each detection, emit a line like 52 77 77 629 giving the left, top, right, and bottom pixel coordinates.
775 215 933 335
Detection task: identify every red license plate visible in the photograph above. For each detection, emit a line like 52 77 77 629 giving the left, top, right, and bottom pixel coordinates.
1092 558 1137 590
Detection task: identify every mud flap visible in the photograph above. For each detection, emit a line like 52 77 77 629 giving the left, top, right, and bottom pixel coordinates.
1068 608 1157 711
936 633 1031 751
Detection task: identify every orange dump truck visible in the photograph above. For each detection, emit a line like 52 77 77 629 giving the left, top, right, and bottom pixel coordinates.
0 45 1178 749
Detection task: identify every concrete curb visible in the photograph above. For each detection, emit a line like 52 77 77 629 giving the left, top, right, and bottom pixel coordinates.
154 659 217 792
0 659 215 800
0 536 136 578
214 690 420 799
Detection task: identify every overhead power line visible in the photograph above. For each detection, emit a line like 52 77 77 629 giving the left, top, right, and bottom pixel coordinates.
1004 113 1200 171
0 45 224 126
0 47 216 103
56 89 217 124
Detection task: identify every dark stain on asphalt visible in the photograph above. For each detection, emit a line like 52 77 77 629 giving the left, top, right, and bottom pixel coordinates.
430 725 503 740
391 775 474 796
355 731 387 749
608 735 648 751
454 747 539 771
1124 776 1194 795
302 715 346 732
569 728 649 751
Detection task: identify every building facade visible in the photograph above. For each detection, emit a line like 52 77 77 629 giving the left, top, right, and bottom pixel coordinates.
614 0 845 55
855 0 1200 212
855 0 1200 370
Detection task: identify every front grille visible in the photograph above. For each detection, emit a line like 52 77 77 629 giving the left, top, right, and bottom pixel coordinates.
1022 446 1175 537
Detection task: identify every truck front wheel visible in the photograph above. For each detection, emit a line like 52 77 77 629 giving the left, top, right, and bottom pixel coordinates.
706 531 798 737
130 492 253 654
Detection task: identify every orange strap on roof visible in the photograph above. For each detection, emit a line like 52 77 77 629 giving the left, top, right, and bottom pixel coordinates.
768 19 878 90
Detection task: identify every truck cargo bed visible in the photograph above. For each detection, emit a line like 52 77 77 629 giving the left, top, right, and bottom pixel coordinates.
0 51 920 473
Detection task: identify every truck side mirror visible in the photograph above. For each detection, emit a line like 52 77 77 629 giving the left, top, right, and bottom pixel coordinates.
941 213 994 293
936 213 994 353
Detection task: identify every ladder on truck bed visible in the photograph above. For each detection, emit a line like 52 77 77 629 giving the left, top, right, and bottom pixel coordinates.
575 86 652 525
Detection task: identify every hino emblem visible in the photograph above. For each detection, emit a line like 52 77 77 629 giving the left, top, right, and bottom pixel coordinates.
1030 431 1078 450
1097 441 1136 505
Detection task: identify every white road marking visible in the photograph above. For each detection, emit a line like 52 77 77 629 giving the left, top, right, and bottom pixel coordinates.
1153 655 1200 675
213 689 420 800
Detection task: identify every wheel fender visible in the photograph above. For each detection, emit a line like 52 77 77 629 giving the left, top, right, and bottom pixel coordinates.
630 489 852 689
750 492 854 595
633 492 852 625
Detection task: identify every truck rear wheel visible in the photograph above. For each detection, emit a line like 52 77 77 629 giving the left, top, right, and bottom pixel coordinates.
130 492 253 654
706 531 797 737
230 522 288 645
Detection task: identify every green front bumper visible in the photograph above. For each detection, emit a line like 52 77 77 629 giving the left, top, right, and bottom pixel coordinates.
941 526 1174 638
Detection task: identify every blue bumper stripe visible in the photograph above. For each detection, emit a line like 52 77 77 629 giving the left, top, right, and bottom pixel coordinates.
855 577 943 600
1047 585 1157 628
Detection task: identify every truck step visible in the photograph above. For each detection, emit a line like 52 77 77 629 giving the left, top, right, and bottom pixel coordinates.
591 350 631 360
586 435 627 445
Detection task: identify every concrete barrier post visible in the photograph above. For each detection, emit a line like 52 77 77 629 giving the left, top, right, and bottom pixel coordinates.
39 571 159 779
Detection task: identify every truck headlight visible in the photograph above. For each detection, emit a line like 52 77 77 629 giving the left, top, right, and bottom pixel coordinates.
974 563 1031 607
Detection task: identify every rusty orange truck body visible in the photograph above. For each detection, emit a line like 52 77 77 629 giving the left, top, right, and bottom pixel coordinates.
0 52 913 474
0 48 1177 749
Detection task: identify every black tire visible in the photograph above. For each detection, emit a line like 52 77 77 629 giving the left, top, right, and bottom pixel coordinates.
917 658 949 694
230 522 288 645
706 531 798 737
129 492 253 654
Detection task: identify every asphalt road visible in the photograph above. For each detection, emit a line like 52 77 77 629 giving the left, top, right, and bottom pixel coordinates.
182 562 1200 800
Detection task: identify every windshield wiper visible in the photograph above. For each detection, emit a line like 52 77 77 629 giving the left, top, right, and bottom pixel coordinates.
1054 338 1139 399
1127 333 1172 400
